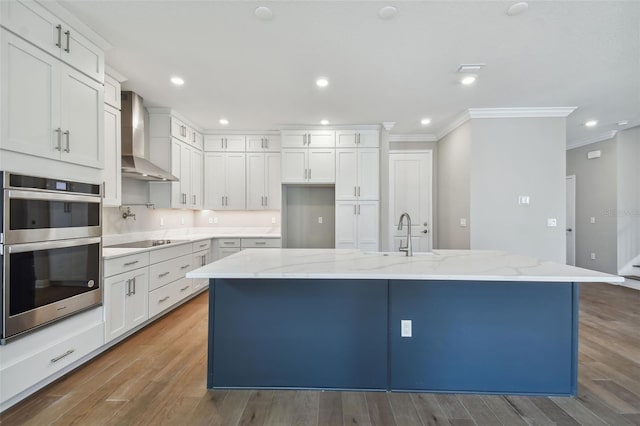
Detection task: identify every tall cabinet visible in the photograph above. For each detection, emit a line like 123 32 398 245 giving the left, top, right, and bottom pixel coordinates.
334 129 380 251
280 130 336 184
246 136 281 210
102 73 122 207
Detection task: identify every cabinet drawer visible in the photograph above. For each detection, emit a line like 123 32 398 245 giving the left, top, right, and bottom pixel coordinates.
148 277 192 318
0 322 103 402
217 238 240 248
241 238 281 248
104 252 150 278
192 239 211 252
192 278 209 293
148 254 193 291
149 243 192 264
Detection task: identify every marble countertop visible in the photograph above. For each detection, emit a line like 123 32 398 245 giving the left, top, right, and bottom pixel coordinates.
102 227 281 259
186 248 624 283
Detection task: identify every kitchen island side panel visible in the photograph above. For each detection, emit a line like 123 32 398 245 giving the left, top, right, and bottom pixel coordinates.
389 281 578 395
209 278 388 390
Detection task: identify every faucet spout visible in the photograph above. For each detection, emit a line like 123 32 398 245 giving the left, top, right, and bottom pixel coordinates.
398 213 413 257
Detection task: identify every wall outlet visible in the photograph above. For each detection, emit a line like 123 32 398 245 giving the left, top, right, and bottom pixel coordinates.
160 217 164 226
518 195 530 205
208 217 213 224
591 253 596 260
271 217 276 224
590 217 596 224
181 216 185 225
318 216 323 224
547 218 557 227
460 218 467 227
213 217 219 224
401 320 412 338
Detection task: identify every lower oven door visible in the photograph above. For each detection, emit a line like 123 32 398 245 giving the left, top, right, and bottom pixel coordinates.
2 237 102 342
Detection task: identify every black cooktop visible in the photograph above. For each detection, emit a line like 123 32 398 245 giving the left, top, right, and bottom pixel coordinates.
106 239 188 249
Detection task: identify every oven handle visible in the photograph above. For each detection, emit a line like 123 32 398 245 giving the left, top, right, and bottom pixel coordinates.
7 189 101 204
6 237 101 254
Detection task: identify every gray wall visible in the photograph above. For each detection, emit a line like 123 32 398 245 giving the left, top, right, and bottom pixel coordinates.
437 121 471 249
567 138 618 273
616 126 640 274
470 118 567 262
283 186 335 248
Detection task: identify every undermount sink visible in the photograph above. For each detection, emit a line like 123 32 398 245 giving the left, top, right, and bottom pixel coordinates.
363 251 434 257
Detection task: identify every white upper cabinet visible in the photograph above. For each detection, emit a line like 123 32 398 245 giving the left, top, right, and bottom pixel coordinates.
171 116 188 142
336 148 379 200
281 130 335 148
335 200 379 251
190 149 203 209
335 130 379 148
0 0 104 82
281 148 335 184
246 135 281 152
247 152 281 210
0 30 103 168
204 152 246 210
204 135 246 152
103 74 121 109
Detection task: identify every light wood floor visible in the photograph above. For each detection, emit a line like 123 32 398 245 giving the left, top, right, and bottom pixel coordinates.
2 283 639 426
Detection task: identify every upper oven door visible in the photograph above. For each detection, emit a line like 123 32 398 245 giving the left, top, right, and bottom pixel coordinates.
3 189 101 244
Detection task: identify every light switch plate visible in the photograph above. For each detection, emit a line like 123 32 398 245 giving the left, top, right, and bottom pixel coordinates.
208 217 213 224
181 216 185 225
590 217 596 224
160 217 164 226
318 216 323 224
518 195 530 205
460 218 467 227
547 218 557 227
271 217 276 224
591 253 596 260
213 217 219 224
401 320 412 337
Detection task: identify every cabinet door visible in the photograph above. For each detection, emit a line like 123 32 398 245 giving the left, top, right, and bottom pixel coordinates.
281 149 307 183
63 25 104 82
246 135 265 152
357 149 379 200
1 30 60 160
59 65 103 168
246 153 266 210
170 141 183 208
104 272 128 342
357 201 379 251
308 149 335 183
265 153 281 210
335 149 358 200
264 136 281 152
225 135 246 152
204 153 225 209
103 74 121 109
357 130 379 147
309 130 335 147
190 149 203 209
336 131 358 148
281 130 307 148
171 117 186 142
335 201 358 249
126 268 149 329
103 104 121 207
0 0 62 58
225 153 246 209
179 143 191 206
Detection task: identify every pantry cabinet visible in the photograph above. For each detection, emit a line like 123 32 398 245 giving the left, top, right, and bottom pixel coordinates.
204 152 246 210
246 152 281 210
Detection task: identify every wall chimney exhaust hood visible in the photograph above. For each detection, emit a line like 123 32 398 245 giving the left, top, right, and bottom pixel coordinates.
121 91 178 181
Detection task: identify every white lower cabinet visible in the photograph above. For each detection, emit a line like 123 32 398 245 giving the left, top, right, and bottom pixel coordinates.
335 200 379 251
149 277 192 318
104 267 149 342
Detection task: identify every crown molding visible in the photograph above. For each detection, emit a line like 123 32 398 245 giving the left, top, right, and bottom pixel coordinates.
277 124 381 131
468 107 578 119
436 110 471 140
389 134 438 143
566 130 617 150
105 65 127 83
203 130 280 136
40 1 112 50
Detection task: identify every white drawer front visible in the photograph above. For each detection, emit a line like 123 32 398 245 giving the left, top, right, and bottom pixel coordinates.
241 238 281 248
0 322 103 402
192 239 211 252
217 238 240 248
104 252 150 278
148 277 192 318
192 278 209 293
149 243 192 265
148 254 193 291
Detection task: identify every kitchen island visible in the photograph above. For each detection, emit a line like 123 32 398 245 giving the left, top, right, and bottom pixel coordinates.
187 249 622 396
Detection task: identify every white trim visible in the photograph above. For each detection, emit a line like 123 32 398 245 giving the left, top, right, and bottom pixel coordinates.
146 107 204 133
467 107 577 118
436 110 471 140
389 134 438 143
105 65 128 83
566 130 617 150
277 124 381 131
203 130 281 136
614 278 640 291
565 175 576 266
382 122 396 131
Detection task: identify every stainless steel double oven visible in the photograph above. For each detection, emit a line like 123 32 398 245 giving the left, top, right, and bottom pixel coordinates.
1 172 102 343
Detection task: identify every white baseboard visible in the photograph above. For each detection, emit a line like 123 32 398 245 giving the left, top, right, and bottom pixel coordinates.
617 278 640 291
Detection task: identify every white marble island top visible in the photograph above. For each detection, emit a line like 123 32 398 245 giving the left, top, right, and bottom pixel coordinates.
186 248 623 283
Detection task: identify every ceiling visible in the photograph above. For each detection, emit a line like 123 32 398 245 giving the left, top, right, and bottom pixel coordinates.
59 1 640 144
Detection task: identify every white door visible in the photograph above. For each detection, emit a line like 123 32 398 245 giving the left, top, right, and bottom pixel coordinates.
566 175 576 266
190 149 203 208
358 149 379 200
335 149 358 200
335 200 358 248
246 152 266 209
357 201 379 251
265 153 281 209
204 153 225 209
102 104 121 207
225 153 246 209
127 268 149 329
281 149 307 183
308 149 335 183
388 151 433 252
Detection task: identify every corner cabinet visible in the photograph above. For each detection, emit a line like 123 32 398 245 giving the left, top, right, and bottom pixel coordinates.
203 152 246 210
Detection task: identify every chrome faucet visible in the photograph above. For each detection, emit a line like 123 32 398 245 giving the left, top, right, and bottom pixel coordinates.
397 212 413 257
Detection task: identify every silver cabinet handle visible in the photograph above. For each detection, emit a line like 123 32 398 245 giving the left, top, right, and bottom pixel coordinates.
357 133 361 144
421 229 429 234
181 264 191 269
56 25 62 48
308 168 311 179
202 254 206 266
223 241 235 245
353 205 357 215
180 285 190 292
124 260 139 266
63 130 70 152
199 243 207 248
261 138 265 149
255 241 267 245
354 187 357 196
225 195 228 206
159 271 170 278
64 30 70 53
221 138 224 149
193 194 196 205
265 138 269 149
265 196 268 206
225 138 228 149
132 277 136 295
261 196 264 206
51 349 74 363
357 186 360 197
126 278 131 296
159 296 170 303
55 128 62 151
358 205 361 215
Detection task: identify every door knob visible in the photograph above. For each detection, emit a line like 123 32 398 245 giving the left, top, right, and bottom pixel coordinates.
421 230 429 234
566 228 572 232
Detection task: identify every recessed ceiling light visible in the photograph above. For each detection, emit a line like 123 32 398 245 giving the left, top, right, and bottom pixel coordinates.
219 118 229 125
316 78 329 88
507 2 529 16
142 173 148 177
170 76 184 86
421 118 432 126
585 120 598 127
320 119 329 125
254 6 273 21
617 120 629 126
378 6 398 20
461 76 476 85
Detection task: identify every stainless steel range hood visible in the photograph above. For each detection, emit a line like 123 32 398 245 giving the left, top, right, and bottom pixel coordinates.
121 91 178 181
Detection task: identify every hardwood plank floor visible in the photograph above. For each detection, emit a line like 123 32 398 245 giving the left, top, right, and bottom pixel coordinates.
2 283 639 426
